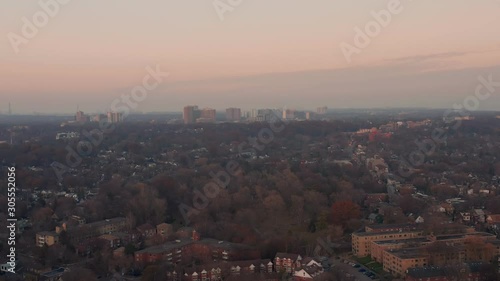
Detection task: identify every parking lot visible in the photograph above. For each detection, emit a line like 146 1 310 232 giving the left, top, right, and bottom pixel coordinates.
330 257 379 281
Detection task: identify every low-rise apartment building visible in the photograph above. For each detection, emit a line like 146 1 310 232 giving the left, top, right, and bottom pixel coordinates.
352 230 423 257
371 238 427 263
36 217 127 247
371 232 496 263
134 236 260 265
383 239 500 278
383 248 432 277
65 217 127 243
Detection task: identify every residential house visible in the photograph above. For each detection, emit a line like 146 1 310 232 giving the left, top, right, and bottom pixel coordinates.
294 266 323 281
137 223 156 238
368 213 381 224
98 234 121 248
274 253 302 274
415 216 425 224
167 259 273 281
440 203 454 215
301 257 322 268
486 214 500 225
35 231 59 247
472 209 487 224
459 212 471 224
156 223 173 237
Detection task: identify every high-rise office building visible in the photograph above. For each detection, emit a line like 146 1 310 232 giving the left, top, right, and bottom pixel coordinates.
306 112 311 120
226 108 241 122
107 112 123 123
255 109 274 122
183 105 199 124
317 106 328 115
282 108 295 120
76 111 88 123
197 108 216 123
251 109 258 118
92 114 106 122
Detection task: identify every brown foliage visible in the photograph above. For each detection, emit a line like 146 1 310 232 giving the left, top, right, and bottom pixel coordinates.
331 200 361 228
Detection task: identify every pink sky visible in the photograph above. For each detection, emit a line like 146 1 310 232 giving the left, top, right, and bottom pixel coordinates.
1 0 500 113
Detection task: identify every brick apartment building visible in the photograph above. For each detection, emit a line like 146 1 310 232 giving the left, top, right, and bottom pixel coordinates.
64 217 128 243
352 230 423 257
383 239 500 277
350 223 500 278
134 231 260 266
36 217 128 247
371 232 497 263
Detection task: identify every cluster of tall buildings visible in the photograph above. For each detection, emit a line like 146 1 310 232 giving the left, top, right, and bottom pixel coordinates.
183 106 217 124
183 105 329 124
317 106 328 115
74 111 123 124
73 105 329 125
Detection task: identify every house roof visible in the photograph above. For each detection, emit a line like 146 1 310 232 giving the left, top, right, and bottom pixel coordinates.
302 257 320 266
156 223 171 228
303 265 322 275
137 223 155 232
473 209 486 216
294 269 312 279
275 253 301 260
487 214 500 223
179 259 272 275
98 234 119 241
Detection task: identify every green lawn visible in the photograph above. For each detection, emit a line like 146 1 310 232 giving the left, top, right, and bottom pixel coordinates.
355 256 372 264
355 256 385 274
366 262 384 274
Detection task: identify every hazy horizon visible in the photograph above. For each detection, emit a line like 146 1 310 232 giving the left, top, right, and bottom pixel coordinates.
1 0 500 114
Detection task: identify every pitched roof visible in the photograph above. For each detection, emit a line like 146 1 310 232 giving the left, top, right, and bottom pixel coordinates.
137 223 155 232
487 214 500 223
275 252 301 261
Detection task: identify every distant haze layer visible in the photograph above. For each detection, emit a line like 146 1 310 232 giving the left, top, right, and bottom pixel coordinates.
1 0 499 113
